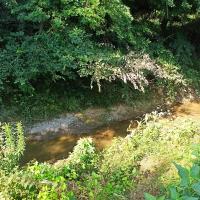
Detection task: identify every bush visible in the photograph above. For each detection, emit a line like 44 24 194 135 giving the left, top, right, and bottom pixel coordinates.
1 116 200 199
0 122 25 172
1 0 199 97
145 145 200 200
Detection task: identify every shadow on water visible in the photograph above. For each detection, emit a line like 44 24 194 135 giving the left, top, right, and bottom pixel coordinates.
22 120 135 163
22 101 200 164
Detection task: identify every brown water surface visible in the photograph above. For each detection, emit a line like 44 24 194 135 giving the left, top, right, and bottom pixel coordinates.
23 120 134 163
174 101 200 118
23 101 200 163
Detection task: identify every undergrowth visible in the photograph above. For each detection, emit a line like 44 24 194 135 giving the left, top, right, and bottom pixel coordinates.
0 81 161 125
1 114 200 199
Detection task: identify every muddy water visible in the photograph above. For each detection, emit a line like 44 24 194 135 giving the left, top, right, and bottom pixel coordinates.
174 101 200 118
23 101 200 163
23 120 135 163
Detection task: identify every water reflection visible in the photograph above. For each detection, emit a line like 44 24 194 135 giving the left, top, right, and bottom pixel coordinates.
23 101 200 163
23 120 130 163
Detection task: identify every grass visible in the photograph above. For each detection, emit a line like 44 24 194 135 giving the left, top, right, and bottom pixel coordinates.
102 116 200 198
1 112 200 199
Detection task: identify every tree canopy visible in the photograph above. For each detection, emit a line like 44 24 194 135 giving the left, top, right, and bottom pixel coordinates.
0 0 199 94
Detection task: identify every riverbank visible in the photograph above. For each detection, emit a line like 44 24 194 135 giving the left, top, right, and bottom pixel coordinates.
1 93 200 199
26 85 198 140
7 107 200 200
22 98 200 163
27 102 164 140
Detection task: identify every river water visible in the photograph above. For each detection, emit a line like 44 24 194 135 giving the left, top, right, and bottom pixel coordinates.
23 120 133 163
22 101 200 163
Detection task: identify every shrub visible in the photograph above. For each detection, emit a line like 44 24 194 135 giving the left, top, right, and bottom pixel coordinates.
0 122 25 172
145 145 200 200
1 115 200 199
0 168 37 200
1 0 199 97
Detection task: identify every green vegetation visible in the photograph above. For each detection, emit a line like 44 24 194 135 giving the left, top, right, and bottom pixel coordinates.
0 122 25 172
0 0 200 123
145 155 200 200
1 115 200 199
0 82 157 124
1 0 200 199
145 145 200 200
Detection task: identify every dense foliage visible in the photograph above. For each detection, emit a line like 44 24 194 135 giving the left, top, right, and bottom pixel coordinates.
0 0 199 98
1 115 200 199
0 0 143 93
0 1 200 199
145 146 200 200
0 122 25 172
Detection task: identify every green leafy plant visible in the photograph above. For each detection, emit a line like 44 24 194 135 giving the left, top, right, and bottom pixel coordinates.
37 176 76 200
0 122 25 172
145 145 200 200
1 115 200 199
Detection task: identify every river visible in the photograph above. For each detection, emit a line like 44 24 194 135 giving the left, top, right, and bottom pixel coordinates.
22 101 200 163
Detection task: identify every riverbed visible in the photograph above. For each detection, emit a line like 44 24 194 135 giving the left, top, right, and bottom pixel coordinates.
22 101 200 163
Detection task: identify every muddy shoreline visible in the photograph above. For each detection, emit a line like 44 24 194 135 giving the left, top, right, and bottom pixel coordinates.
25 85 199 142
27 102 166 141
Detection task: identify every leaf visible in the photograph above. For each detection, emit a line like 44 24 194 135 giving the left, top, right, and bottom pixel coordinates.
175 163 190 187
144 193 157 200
190 164 200 179
183 196 199 200
169 186 179 199
157 196 165 200
192 182 200 195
